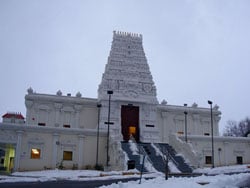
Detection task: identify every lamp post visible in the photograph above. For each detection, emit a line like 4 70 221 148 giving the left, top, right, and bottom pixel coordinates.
208 100 214 168
106 90 113 167
95 103 102 168
184 111 188 142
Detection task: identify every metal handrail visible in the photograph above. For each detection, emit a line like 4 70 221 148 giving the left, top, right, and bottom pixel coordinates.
154 143 179 167
129 136 154 170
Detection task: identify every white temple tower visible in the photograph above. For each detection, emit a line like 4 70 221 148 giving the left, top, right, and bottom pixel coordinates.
98 31 160 143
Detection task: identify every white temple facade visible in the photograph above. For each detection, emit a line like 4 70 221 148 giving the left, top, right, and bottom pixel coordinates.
0 31 249 172
98 31 159 144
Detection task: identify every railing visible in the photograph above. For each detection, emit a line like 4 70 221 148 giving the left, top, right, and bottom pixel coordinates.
154 143 179 168
129 136 155 172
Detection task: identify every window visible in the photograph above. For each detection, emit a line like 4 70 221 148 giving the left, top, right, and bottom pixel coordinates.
38 123 46 126
63 124 71 128
146 124 155 127
204 133 210 136
31 148 41 159
236 156 243 164
205 156 212 164
177 131 184 135
63 151 73 161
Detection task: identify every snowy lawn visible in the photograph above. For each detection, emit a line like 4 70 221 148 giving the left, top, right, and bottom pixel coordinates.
100 173 250 188
0 164 249 187
194 164 250 175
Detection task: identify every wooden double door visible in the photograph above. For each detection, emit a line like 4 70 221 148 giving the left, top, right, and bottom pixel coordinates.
121 105 140 142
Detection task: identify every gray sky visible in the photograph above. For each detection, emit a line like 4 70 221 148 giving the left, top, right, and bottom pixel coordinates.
1 0 250 134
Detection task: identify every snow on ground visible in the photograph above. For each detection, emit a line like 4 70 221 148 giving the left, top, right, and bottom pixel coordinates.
128 140 138 155
100 173 250 188
0 169 153 183
194 164 250 175
0 164 249 188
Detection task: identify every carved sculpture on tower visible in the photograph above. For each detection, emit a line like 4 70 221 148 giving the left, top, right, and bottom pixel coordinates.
98 31 160 143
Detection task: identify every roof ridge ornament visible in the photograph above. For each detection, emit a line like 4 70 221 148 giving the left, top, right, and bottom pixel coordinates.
192 103 198 108
27 87 33 94
76 92 82 98
113 30 142 39
56 90 62 96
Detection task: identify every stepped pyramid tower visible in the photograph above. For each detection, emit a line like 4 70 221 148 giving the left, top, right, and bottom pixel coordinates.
98 31 160 143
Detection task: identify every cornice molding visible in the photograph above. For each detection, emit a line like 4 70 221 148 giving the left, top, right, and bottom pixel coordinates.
0 123 106 137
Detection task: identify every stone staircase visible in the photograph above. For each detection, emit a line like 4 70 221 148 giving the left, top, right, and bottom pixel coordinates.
121 141 193 173
139 142 165 173
121 141 145 172
157 143 193 173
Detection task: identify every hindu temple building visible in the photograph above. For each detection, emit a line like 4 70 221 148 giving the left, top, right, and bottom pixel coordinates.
0 31 249 172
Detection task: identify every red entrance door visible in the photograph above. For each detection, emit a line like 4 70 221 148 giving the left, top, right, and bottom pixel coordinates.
121 105 139 142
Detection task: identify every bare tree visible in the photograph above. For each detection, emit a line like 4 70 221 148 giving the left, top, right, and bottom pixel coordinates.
223 117 250 137
239 117 250 136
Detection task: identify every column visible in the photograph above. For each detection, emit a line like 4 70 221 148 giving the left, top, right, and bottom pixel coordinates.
74 105 82 128
14 131 23 172
214 116 221 136
54 103 62 127
192 114 200 135
223 142 229 166
78 135 85 169
52 133 60 168
161 111 168 143
25 100 33 125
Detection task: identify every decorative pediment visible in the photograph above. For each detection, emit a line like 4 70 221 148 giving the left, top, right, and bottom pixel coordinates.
28 136 45 145
61 106 74 112
38 104 50 111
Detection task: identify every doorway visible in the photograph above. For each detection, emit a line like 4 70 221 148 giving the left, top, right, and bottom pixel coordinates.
0 144 15 172
121 105 140 142
236 156 243 164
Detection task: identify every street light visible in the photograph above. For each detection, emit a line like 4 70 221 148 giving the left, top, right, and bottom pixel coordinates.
208 100 214 168
183 104 188 142
184 111 188 142
95 103 102 168
106 90 113 167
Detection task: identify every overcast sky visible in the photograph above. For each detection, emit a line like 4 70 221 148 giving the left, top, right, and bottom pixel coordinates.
1 0 250 133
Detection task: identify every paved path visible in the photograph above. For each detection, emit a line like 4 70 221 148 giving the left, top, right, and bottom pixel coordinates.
0 178 140 188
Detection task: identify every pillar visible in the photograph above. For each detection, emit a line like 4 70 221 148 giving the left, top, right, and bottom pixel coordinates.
78 135 85 169
74 105 82 128
25 100 33 124
52 133 60 168
54 103 62 127
192 114 200 135
161 111 168 143
14 130 23 171
223 142 229 166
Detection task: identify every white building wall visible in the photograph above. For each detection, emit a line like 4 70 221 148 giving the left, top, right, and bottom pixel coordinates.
0 123 108 171
178 135 250 167
155 103 250 168
0 91 109 172
25 92 99 130
157 103 221 143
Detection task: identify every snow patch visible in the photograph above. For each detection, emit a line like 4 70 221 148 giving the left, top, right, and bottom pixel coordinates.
128 140 139 155
0 164 249 187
